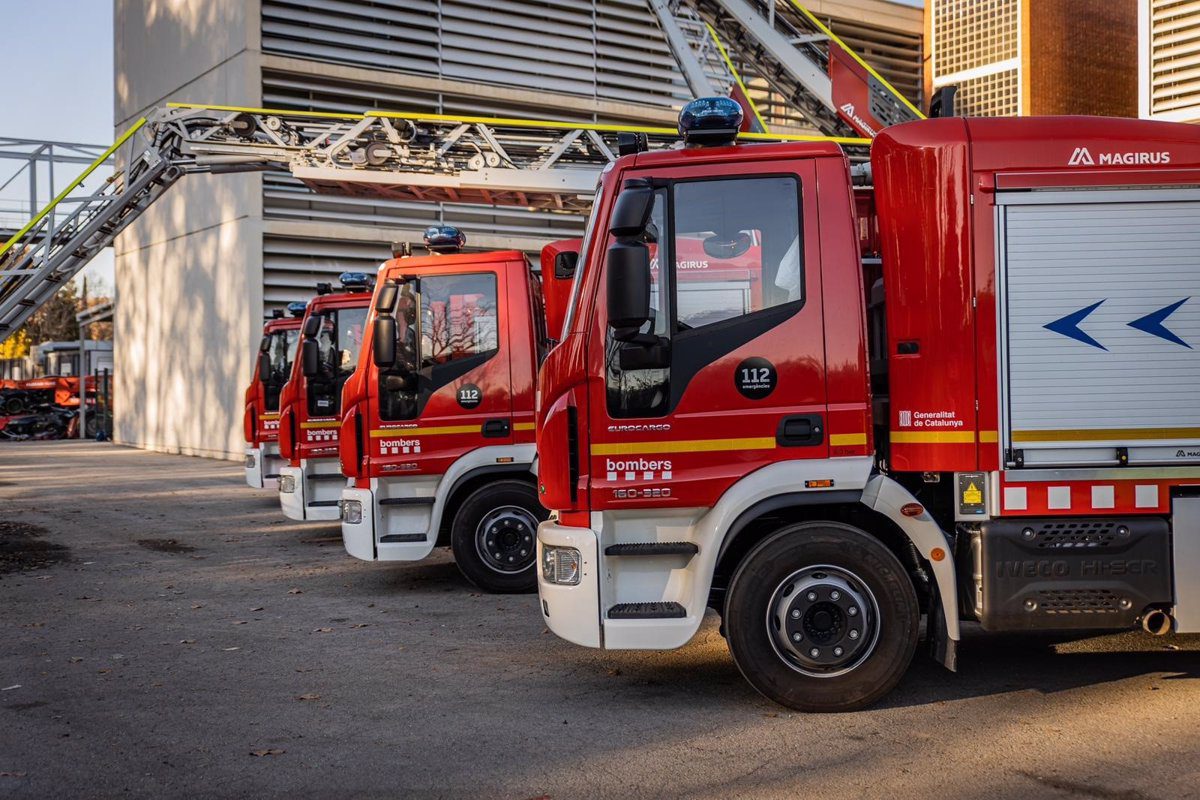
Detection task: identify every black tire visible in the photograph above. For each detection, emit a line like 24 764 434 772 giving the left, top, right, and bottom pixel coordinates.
724 521 919 712
449 479 546 594
3 396 24 415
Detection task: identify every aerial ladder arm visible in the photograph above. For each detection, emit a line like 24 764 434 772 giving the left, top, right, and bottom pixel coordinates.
1 103 862 337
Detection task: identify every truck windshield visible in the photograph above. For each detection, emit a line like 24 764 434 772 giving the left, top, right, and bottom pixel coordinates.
559 178 605 338
307 306 368 417
262 328 300 412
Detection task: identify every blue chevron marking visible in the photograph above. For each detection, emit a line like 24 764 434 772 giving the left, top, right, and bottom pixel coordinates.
1128 298 1191 349
1044 300 1108 350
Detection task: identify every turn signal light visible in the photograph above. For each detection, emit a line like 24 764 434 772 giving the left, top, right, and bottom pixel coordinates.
542 545 581 586
901 503 924 517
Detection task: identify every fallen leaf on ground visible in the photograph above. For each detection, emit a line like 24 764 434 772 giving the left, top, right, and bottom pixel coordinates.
223 647 240 652
69 657 82 663
250 749 285 757
232 621 248 625
297 693 320 701
0 772 28 778
191 604 204 610
250 607 264 612
313 628 333 633
287 589 302 595
179 639 196 645
350 623 369 629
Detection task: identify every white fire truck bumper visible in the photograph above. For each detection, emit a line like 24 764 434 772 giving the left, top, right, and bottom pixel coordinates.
537 519 601 648
279 458 345 522
245 443 284 489
339 486 375 561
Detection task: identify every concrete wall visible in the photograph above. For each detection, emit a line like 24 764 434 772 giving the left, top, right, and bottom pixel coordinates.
114 0 263 460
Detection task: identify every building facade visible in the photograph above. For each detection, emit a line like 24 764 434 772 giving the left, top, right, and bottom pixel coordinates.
113 0 922 460
1139 0 1200 123
928 0 1137 118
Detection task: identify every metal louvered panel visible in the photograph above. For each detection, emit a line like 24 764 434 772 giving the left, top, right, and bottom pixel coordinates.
1150 0 1200 116
261 0 690 110
263 234 390 307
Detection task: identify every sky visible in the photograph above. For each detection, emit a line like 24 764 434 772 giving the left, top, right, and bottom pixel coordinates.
1 1 116 288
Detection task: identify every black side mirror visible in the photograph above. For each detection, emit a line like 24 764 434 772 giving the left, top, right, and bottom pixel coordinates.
553 251 579 280
373 316 397 368
606 241 651 341
609 179 654 237
301 339 320 377
376 282 399 313
259 336 270 353
302 315 321 339
258 351 272 381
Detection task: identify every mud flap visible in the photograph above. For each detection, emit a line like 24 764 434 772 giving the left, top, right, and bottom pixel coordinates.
929 588 957 672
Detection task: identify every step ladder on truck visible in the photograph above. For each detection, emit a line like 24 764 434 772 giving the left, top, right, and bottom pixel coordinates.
244 302 307 489
535 96 1200 712
337 231 580 593
275 272 374 521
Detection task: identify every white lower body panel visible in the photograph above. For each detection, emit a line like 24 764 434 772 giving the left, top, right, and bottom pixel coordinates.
244 443 284 489
279 458 347 522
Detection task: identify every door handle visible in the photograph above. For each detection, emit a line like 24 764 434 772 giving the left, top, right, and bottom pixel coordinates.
776 414 824 447
482 419 511 438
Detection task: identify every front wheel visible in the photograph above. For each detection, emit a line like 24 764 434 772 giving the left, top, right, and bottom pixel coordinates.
724 521 919 712
450 479 546 594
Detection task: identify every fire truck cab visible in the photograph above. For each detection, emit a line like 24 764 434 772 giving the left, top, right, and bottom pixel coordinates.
277 273 372 521
243 303 305 489
535 98 1200 711
338 228 568 593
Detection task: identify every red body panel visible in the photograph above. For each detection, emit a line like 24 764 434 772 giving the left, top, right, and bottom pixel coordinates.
339 250 544 485
873 116 1200 482
540 239 582 342
243 317 302 447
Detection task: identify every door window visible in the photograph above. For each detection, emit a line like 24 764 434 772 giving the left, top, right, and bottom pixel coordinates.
605 174 804 418
378 273 500 421
307 306 367 417
262 328 299 412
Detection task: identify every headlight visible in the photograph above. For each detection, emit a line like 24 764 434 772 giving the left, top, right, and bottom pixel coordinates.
279 475 296 493
341 499 363 525
245 454 256 469
541 545 581 585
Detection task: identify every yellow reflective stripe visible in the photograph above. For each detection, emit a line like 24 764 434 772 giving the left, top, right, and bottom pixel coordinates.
370 425 479 437
829 433 867 447
706 23 770 134
165 102 869 146
979 430 999 443
259 413 280 421
891 431 975 444
787 0 926 121
1013 428 1200 443
0 117 148 260
590 437 776 456
301 420 341 429
513 422 536 431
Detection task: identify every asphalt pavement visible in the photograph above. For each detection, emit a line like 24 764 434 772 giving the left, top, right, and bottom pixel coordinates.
2 441 1199 799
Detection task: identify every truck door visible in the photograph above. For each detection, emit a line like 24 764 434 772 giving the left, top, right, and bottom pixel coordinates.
368 265 513 476
587 161 828 510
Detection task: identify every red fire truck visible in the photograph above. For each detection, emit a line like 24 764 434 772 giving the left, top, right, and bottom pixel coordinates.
277 273 373 521
535 97 1200 711
337 229 578 593
243 303 305 489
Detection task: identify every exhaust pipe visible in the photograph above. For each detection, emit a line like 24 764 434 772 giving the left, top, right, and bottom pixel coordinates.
1142 609 1173 636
